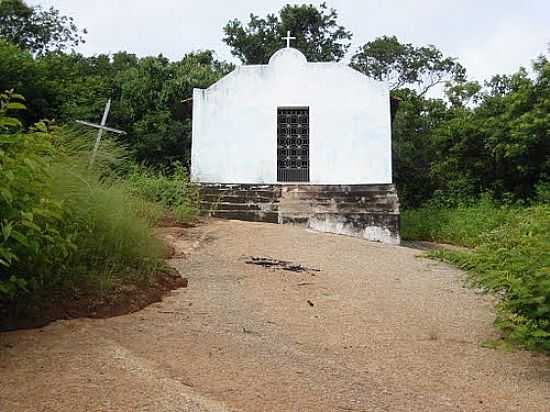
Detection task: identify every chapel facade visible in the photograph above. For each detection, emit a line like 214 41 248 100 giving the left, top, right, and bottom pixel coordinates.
191 44 400 244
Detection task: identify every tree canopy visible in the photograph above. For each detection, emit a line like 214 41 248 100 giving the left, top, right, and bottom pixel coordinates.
223 2 352 64
0 0 86 54
0 39 229 167
392 56 550 206
351 35 466 95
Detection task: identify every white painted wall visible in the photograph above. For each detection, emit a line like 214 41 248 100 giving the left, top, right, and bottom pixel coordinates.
191 48 392 184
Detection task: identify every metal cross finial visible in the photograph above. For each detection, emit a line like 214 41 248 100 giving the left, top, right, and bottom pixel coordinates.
282 31 296 48
75 98 127 166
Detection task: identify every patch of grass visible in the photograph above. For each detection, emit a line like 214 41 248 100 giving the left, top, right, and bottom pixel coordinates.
403 200 550 352
401 196 513 247
48 162 167 294
126 163 199 223
0 109 167 307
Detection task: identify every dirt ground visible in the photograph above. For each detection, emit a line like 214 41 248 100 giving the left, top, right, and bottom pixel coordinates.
1 219 549 411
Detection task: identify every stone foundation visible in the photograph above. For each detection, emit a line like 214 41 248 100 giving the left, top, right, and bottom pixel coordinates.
199 183 400 244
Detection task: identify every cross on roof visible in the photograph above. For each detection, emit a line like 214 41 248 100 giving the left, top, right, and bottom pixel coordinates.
282 31 296 48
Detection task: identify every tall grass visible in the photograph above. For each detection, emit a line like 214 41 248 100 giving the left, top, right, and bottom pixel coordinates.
401 196 514 247
402 199 550 351
48 168 165 293
1 120 167 304
47 129 168 293
126 163 199 224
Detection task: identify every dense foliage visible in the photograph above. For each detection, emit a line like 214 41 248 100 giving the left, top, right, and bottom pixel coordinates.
402 200 550 351
351 35 466 95
0 0 86 54
0 39 229 168
0 92 170 303
0 90 72 298
349 39 550 207
223 2 352 64
127 163 199 223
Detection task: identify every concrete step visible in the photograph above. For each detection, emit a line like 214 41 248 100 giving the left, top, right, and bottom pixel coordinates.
197 182 400 243
278 214 309 224
200 187 280 197
200 184 277 192
201 194 278 203
201 201 278 212
281 191 396 201
281 184 396 193
206 210 279 224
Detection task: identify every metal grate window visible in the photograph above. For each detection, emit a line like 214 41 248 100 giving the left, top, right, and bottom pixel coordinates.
277 107 309 182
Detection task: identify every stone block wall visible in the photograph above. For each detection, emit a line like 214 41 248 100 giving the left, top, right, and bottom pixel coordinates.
199 183 400 244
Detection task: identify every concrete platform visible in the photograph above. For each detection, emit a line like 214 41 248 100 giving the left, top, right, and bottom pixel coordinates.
199 183 400 244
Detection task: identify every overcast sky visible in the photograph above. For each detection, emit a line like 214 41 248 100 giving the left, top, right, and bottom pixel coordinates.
33 0 549 84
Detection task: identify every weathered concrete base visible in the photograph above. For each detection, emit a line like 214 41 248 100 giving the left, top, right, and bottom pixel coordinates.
307 213 400 245
199 183 400 244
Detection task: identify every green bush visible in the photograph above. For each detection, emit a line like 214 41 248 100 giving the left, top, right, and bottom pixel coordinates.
126 163 199 223
0 91 75 298
535 181 550 203
403 201 550 351
0 92 165 302
402 195 514 247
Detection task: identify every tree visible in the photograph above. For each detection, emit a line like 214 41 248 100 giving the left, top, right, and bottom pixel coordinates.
0 0 86 54
417 57 550 203
0 38 229 168
223 2 352 64
351 36 465 95
445 80 482 107
391 89 450 207
110 51 227 167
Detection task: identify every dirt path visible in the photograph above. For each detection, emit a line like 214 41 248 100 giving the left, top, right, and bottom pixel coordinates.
1 219 549 411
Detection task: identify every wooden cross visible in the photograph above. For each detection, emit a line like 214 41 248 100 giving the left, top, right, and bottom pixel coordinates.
76 98 126 166
282 31 296 48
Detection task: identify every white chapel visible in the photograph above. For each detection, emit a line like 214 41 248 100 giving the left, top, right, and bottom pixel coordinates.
191 35 400 244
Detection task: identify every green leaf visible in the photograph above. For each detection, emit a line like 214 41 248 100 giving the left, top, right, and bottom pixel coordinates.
21 211 34 222
1 222 13 241
0 134 18 143
33 121 48 133
20 219 41 232
10 230 30 247
0 117 22 129
10 93 25 101
5 102 26 110
0 187 13 204
23 158 38 171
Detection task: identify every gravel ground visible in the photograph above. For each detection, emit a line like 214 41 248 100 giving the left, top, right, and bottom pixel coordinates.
1 219 549 411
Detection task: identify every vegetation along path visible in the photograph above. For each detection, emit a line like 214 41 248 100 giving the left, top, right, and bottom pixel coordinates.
1 219 549 411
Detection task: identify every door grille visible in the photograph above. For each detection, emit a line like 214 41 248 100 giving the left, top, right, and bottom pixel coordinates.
277 107 309 182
